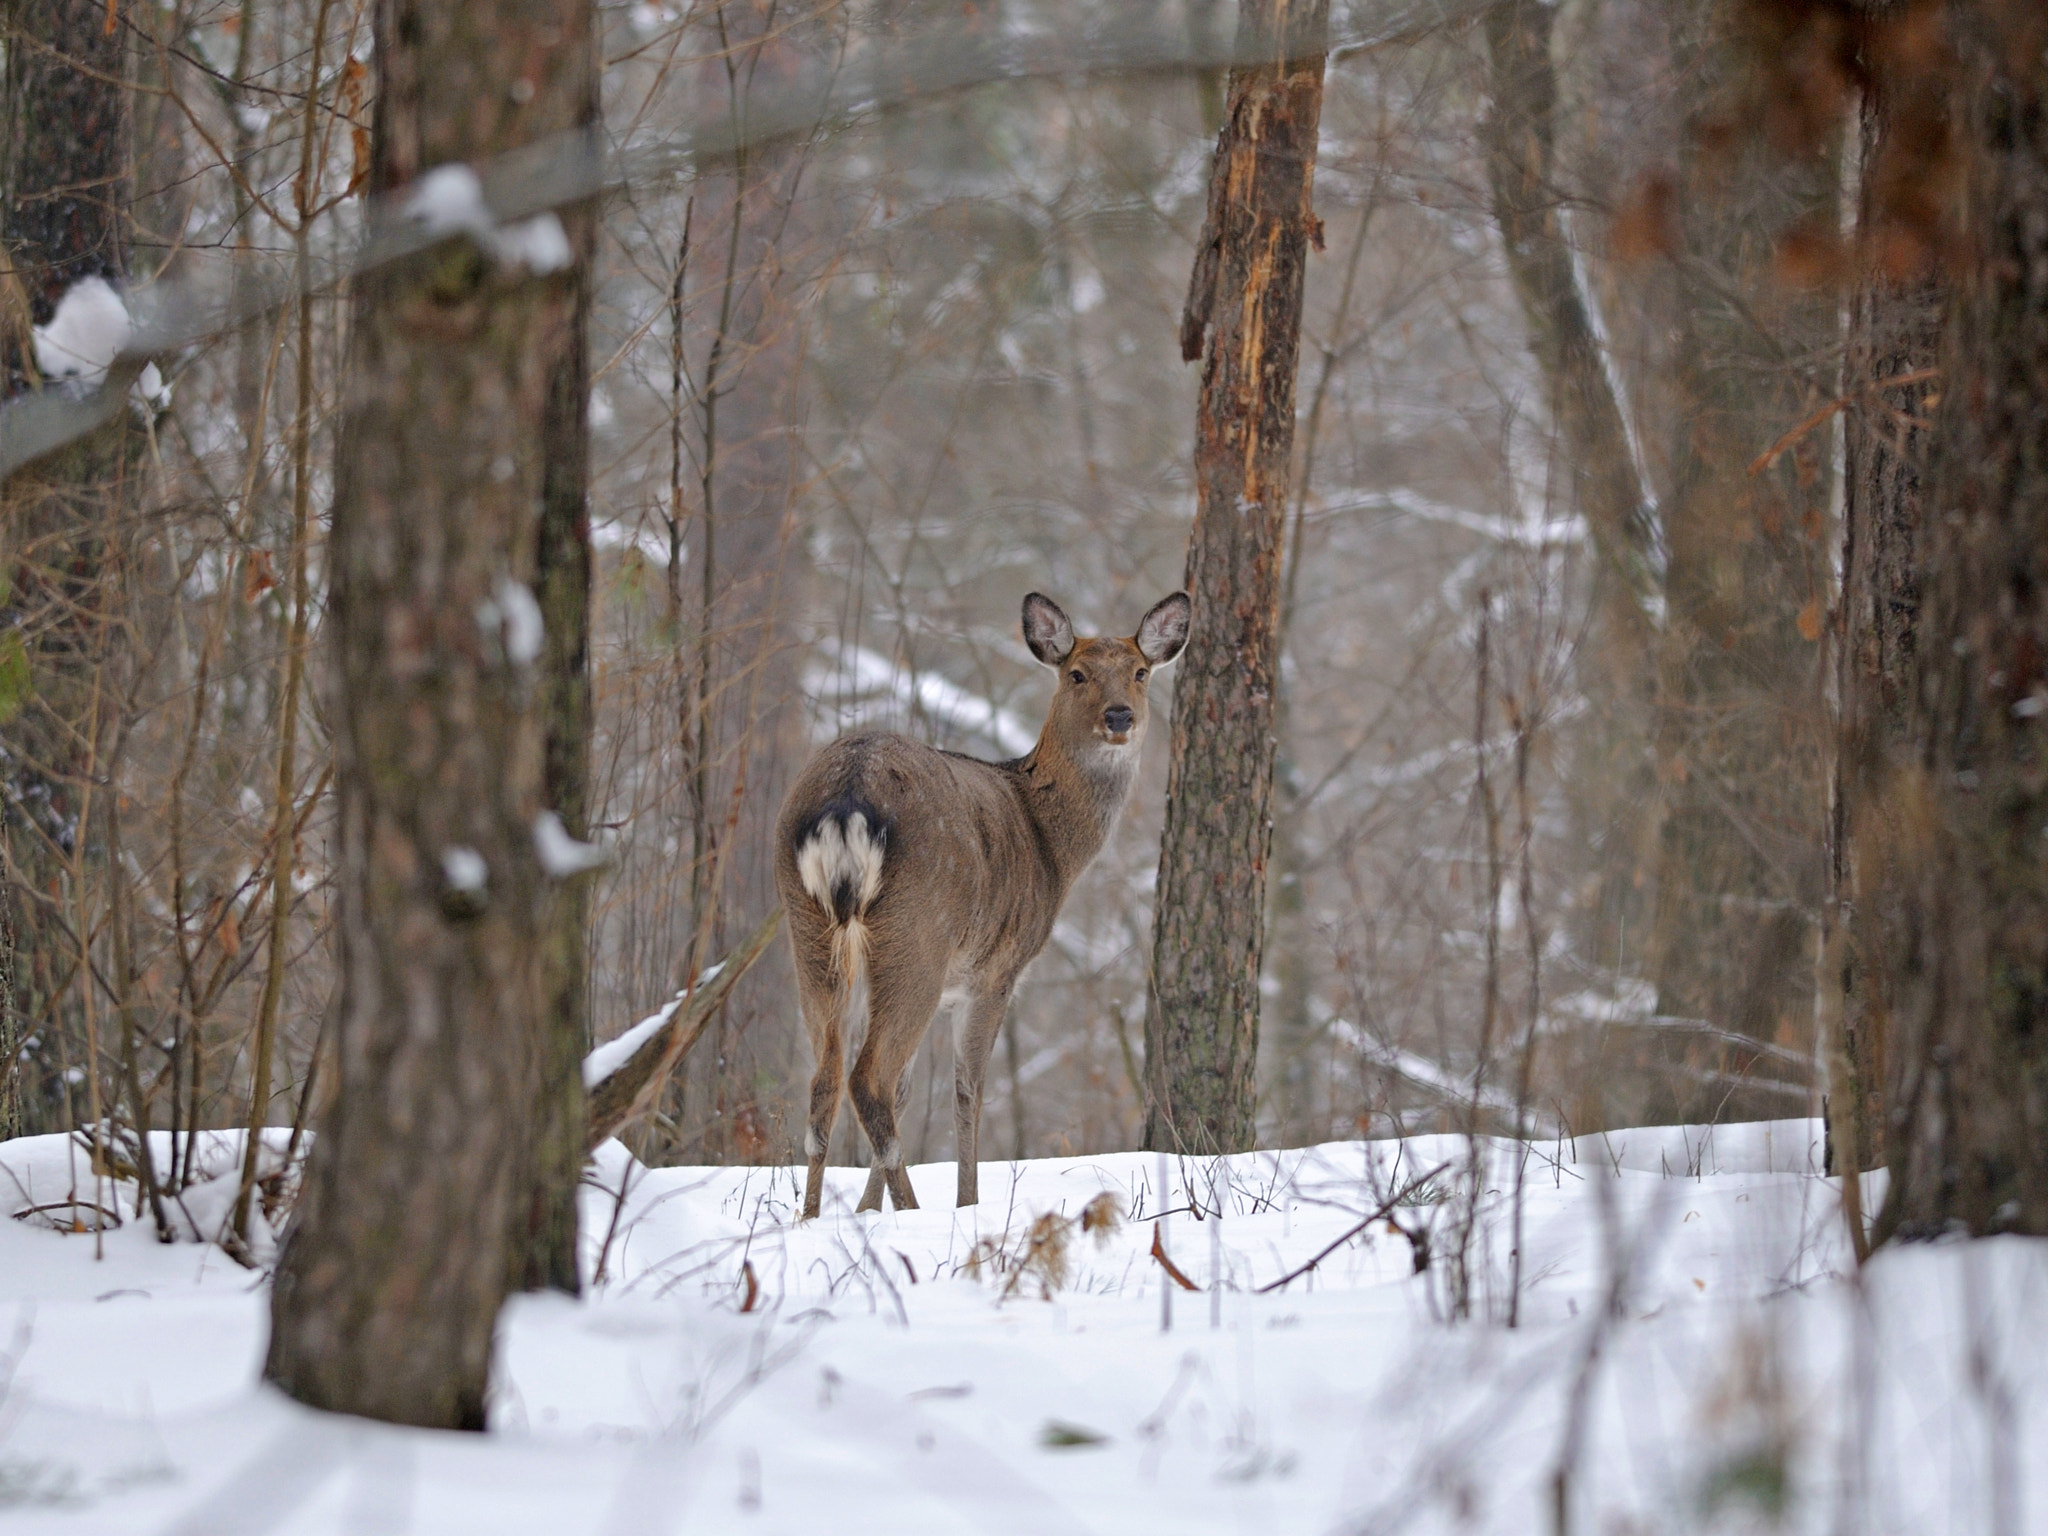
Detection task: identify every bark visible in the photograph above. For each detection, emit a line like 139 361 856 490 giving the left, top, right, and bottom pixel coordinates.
516 70 599 1299
265 0 594 1428
1874 0 2048 1242
1644 6 1836 1068
0 0 129 1139
1827 23 1944 1186
1145 0 1327 1156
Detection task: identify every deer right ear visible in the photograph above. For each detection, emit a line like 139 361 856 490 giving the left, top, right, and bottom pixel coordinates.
1022 593 1075 665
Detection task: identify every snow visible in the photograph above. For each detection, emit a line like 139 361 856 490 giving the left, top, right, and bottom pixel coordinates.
402 163 574 275
32 278 131 389
817 645 1039 758
441 846 488 894
2 1120 2044 1533
476 577 545 666
490 214 573 275
135 362 171 412
1327 1016 1554 1133
534 812 610 877
583 964 723 1091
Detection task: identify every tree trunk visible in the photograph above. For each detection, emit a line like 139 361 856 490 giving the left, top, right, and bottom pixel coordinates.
1479 0 1663 1095
1644 6 1836 1070
1481 0 1658 653
517 194 597 1293
1827 20 1944 1185
1874 0 2048 1243
1145 0 1327 1156
265 0 594 1428
0 0 129 1140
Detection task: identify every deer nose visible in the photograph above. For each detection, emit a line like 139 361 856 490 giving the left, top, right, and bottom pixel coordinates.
1103 705 1135 734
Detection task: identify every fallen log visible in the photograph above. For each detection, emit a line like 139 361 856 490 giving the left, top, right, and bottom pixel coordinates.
582 908 783 1152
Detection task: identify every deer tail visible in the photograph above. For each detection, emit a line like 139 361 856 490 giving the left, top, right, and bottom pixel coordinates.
792 800 887 992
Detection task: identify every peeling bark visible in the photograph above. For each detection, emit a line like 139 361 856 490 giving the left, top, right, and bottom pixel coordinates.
1146 0 1327 1155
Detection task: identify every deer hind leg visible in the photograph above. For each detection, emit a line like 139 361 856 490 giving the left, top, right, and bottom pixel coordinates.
848 963 943 1214
854 1064 917 1211
792 927 851 1221
953 986 1014 1208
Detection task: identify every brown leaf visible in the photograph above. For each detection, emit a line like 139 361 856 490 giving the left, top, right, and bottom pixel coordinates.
349 127 372 197
341 59 372 196
1775 217 1849 292
1609 174 1677 266
1796 596 1824 643
242 549 278 603
1150 1221 1200 1292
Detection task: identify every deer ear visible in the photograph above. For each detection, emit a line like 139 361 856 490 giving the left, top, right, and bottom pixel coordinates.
1135 592 1190 666
1022 592 1075 665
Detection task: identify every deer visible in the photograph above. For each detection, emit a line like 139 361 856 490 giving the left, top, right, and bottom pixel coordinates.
776 590 1191 1219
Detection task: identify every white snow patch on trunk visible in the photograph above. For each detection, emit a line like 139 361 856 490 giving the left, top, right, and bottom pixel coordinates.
33 277 132 388
535 811 609 876
403 163 574 274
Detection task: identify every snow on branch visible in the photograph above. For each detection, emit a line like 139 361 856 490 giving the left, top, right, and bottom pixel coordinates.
583 907 782 1151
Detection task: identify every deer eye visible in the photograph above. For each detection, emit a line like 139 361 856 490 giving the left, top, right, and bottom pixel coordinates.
1068 669 1085 684
1134 667 1148 682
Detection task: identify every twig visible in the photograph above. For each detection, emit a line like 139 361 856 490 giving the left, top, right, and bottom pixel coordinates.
738 1258 759 1313
1747 366 1939 476
1255 1161 1450 1294
1151 1220 1199 1292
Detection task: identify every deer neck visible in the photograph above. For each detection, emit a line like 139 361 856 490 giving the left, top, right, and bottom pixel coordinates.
1015 730 1139 891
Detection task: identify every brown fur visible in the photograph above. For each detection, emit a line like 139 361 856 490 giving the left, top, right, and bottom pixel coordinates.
777 592 1190 1217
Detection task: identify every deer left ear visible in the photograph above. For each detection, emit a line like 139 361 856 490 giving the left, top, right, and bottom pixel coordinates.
1135 592 1191 666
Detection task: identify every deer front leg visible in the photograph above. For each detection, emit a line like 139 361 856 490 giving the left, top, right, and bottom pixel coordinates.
953 987 1013 1208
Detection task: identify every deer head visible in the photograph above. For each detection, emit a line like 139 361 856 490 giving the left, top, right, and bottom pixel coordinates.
1022 590 1190 755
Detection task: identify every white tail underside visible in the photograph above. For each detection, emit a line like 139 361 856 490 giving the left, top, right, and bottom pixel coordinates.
794 811 885 917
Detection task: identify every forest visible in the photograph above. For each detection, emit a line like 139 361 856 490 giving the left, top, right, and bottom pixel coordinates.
1 0 2046 1531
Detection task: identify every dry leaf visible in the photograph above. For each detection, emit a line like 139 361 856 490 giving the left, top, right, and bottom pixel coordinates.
1796 596 1823 643
1610 173 1678 265
243 549 278 603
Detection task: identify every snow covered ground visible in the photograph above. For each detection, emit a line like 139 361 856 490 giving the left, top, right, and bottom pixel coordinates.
2 1120 2043 1533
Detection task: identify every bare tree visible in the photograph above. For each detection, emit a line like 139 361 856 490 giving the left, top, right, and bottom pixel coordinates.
1146 0 1329 1155
265 0 596 1427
